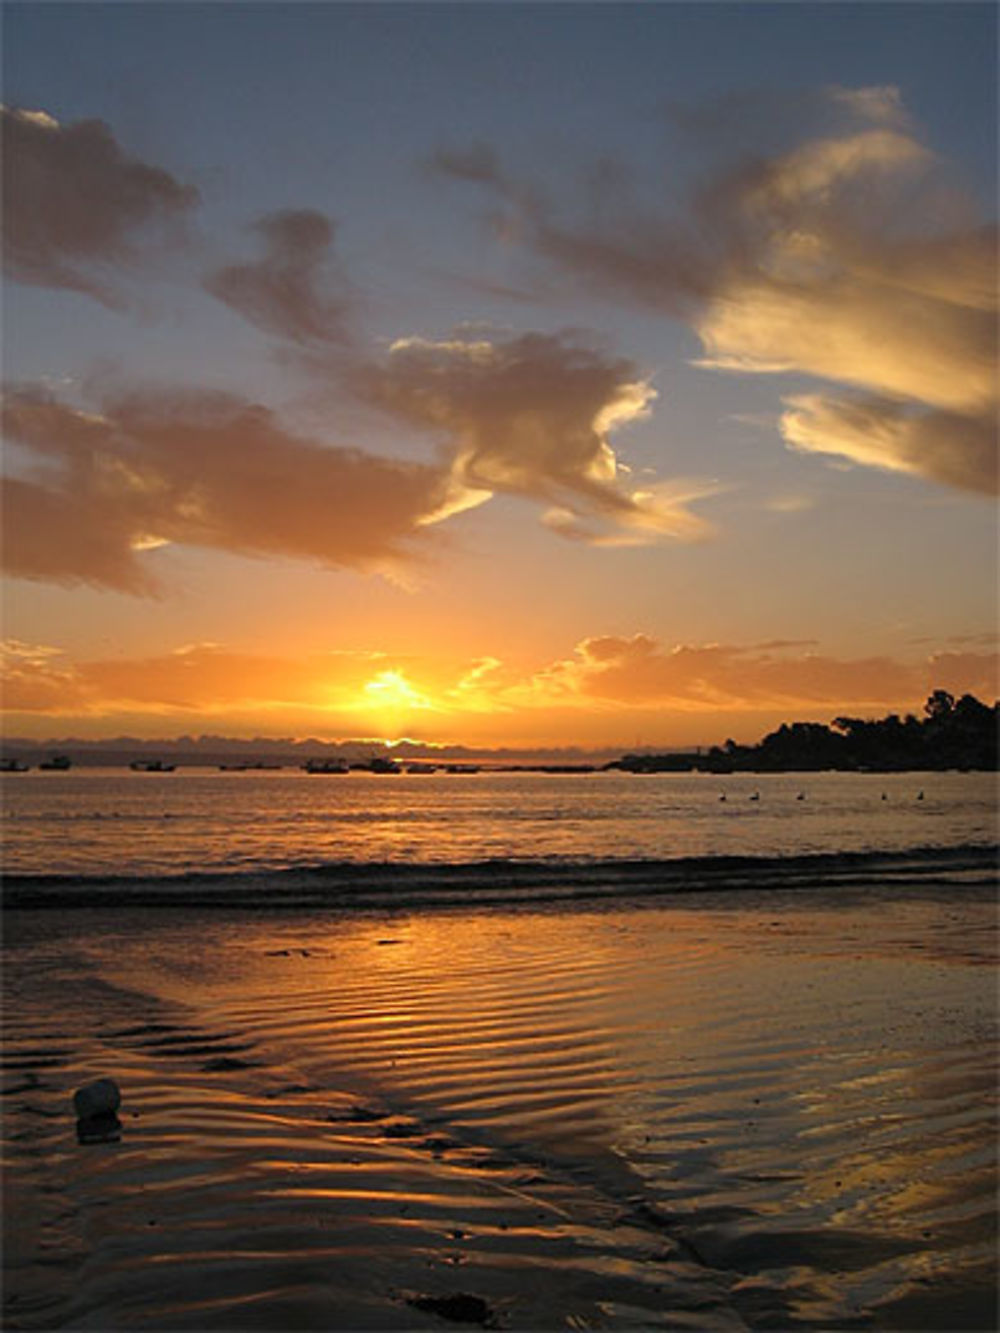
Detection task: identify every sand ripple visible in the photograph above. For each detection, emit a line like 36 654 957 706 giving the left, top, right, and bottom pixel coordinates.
3 889 997 1329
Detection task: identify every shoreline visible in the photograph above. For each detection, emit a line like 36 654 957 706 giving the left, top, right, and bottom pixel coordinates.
3 841 997 911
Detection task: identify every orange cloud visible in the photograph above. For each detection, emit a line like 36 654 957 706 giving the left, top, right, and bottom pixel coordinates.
0 639 81 712
924 650 999 701
0 642 394 716
520 634 997 713
2 105 198 306
4 635 994 740
2 385 452 592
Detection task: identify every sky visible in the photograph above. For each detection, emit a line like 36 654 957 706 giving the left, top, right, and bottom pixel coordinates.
2 1 997 750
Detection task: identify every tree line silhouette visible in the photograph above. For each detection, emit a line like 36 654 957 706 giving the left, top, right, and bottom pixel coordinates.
614 691 999 773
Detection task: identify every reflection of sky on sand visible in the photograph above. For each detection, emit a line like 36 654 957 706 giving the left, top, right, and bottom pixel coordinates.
4 890 996 1329
595 902 997 1327
106 894 997 1321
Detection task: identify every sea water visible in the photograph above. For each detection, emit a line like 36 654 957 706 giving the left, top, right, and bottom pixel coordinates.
1 768 996 884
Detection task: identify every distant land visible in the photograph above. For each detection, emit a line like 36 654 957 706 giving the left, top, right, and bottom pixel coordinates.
0 734 639 770
2 692 997 774
613 692 999 774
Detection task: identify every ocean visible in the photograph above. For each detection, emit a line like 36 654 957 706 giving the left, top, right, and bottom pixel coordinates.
1 767 996 897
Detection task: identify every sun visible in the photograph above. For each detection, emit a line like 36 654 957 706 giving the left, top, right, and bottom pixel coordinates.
362 669 434 715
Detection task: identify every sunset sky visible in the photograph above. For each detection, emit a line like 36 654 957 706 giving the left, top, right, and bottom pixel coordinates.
2 2 997 750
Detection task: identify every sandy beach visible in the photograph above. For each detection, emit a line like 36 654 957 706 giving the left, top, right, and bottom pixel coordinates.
3 883 997 1331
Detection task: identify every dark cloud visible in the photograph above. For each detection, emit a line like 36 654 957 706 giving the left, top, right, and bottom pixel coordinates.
2 105 198 306
429 142 504 186
204 209 355 347
1 385 451 593
432 138 706 312
664 83 909 159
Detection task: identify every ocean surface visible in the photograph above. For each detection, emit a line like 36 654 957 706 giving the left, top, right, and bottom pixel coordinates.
1 768 997 903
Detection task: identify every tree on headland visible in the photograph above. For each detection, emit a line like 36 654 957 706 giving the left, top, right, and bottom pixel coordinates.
713 693 998 772
924 689 956 721
612 693 998 773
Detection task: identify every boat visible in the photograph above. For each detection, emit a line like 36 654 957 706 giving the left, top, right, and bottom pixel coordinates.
303 759 350 774
0 758 30 773
39 754 72 771
368 756 402 774
129 760 176 772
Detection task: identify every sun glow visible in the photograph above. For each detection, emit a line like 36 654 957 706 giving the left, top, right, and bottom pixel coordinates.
362 669 434 713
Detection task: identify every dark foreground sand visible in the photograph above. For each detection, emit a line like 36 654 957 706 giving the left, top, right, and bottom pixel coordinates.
3 883 997 1330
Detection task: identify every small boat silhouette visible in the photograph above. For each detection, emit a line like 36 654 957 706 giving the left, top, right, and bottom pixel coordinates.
303 759 350 774
39 754 71 771
369 756 403 774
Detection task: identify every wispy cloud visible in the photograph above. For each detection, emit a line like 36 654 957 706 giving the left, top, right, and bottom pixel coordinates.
2 105 198 307
433 86 998 496
204 209 356 347
356 329 719 544
781 394 997 495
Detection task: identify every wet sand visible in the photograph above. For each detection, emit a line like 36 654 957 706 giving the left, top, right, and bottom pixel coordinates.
3 884 997 1330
